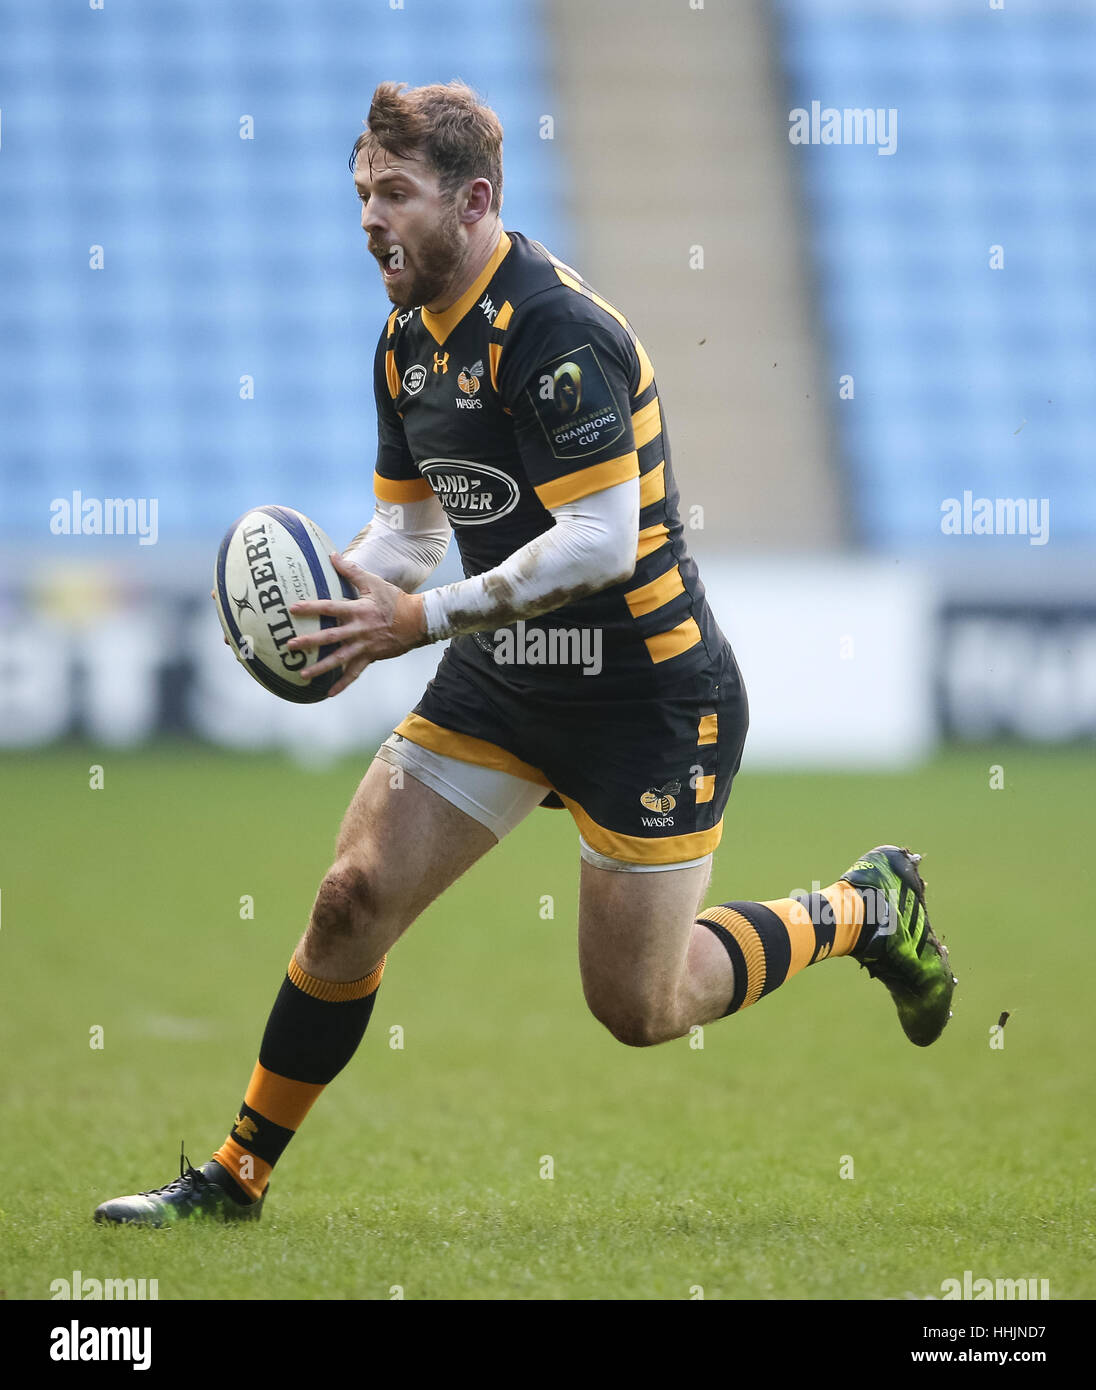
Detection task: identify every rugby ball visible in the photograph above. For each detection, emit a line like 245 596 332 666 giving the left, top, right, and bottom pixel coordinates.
214 505 357 703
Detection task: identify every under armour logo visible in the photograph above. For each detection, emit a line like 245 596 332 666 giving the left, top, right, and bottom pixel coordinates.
432 351 449 374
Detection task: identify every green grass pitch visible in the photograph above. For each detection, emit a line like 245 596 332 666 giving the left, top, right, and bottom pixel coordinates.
1 743 1092 1300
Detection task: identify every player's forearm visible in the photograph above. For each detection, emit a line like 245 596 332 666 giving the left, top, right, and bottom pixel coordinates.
421 479 639 641
343 495 450 594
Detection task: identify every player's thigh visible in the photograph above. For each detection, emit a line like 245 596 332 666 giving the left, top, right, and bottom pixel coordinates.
342 754 498 919
577 855 713 1023
305 755 498 966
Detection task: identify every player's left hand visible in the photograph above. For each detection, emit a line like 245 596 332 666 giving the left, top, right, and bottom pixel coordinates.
287 552 427 698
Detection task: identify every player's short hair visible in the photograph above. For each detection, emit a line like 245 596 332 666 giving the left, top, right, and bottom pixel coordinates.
350 81 503 213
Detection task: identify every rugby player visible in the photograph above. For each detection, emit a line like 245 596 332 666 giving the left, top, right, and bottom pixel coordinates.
95 82 955 1226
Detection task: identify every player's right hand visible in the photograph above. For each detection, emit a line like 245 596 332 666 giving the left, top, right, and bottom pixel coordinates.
286 553 428 698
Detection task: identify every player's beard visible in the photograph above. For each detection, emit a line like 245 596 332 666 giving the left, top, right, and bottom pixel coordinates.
380 201 465 310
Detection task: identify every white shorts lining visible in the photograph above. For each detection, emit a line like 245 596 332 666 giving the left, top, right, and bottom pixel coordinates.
375 734 546 841
578 836 713 875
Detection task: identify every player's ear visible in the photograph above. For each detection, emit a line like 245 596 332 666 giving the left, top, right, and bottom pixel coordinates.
459 177 494 224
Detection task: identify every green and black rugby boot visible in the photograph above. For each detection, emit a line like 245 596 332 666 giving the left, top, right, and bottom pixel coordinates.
842 846 957 1047
94 1147 265 1226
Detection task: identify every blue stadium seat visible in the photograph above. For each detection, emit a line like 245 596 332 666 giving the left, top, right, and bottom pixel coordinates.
0 0 566 544
775 1 1096 545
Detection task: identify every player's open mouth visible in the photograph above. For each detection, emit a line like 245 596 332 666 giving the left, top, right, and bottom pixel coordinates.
374 249 405 280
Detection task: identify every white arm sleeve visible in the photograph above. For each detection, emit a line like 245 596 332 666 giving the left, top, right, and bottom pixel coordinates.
421 477 639 641
343 494 451 594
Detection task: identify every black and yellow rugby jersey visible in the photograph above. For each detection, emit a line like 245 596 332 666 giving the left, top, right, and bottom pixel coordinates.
372 229 726 689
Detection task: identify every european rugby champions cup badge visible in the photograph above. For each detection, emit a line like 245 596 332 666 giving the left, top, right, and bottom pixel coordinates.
528 343 625 460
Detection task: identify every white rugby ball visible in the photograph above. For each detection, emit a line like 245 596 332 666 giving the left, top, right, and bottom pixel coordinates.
214 505 357 703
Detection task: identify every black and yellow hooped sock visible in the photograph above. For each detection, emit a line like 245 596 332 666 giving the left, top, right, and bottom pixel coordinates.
212 953 385 1200
698 880 867 1017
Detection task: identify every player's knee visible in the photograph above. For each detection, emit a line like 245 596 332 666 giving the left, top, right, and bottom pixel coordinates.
610 1018 665 1048
309 860 376 943
587 996 667 1048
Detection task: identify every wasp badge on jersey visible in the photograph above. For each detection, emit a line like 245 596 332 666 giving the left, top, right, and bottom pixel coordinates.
458 361 483 395
456 360 484 408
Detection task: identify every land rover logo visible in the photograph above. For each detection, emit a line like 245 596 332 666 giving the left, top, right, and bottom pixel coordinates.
402 364 427 395
419 459 520 526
